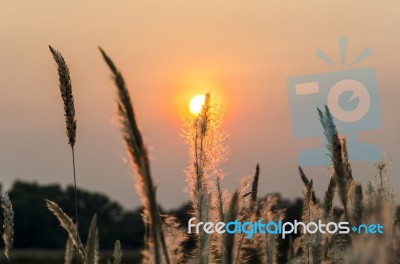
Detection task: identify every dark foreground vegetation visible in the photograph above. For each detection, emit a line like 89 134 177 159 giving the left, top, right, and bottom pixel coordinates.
0 249 141 264
0 181 303 251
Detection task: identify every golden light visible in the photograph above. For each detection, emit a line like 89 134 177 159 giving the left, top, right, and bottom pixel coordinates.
189 94 206 115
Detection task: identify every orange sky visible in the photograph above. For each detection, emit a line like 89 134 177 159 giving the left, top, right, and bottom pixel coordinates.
1 1 400 209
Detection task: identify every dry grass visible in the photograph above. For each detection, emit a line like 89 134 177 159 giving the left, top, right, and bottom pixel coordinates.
99 47 171 264
112 241 123 264
2 48 399 264
1 193 14 261
49 45 80 227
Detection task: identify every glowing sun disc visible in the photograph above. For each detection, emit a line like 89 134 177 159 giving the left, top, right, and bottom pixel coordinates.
189 94 206 115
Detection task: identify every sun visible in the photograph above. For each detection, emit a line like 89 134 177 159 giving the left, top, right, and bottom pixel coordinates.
189 94 206 115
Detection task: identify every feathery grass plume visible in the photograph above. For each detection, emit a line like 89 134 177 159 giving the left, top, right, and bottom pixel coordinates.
376 155 391 188
301 180 314 263
298 166 310 187
300 180 331 264
298 166 317 205
259 195 285 264
113 240 123 264
236 175 251 219
216 176 225 222
163 215 188 264
210 176 226 263
341 138 353 180
331 135 347 210
248 165 261 229
310 231 322 264
64 237 74 264
141 214 150 255
318 106 352 221
317 105 337 150
332 136 352 221
323 176 336 220
375 155 394 200
183 92 226 263
344 194 394 264
49 45 79 226
250 164 260 214
45 199 86 259
1 193 14 260
365 155 395 219
85 214 99 264
213 180 227 259
236 175 251 223
365 162 395 238
99 47 170 264
198 193 212 264
236 165 262 264
49 45 77 148
327 233 346 264
232 175 251 264
323 205 348 264
223 191 239 264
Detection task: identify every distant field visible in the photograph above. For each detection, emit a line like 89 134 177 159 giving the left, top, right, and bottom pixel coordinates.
0 250 141 264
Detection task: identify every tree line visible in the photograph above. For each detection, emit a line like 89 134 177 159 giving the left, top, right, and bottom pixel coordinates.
0 181 303 251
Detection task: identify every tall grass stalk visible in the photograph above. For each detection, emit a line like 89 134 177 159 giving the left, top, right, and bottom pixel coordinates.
323 176 336 220
184 92 226 263
223 191 239 264
235 165 261 264
47 199 123 264
99 47 170 264
49 46 79 226
318 106 353 221
261 195 284 264
85 214 99 264
46 199 86 259
113 240 123 264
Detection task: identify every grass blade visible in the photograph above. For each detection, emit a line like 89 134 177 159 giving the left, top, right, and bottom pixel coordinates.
99 47 170 264
85 214 99 264
45 199 86 259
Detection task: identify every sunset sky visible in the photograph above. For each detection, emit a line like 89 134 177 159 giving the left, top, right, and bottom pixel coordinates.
1 1 400 209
